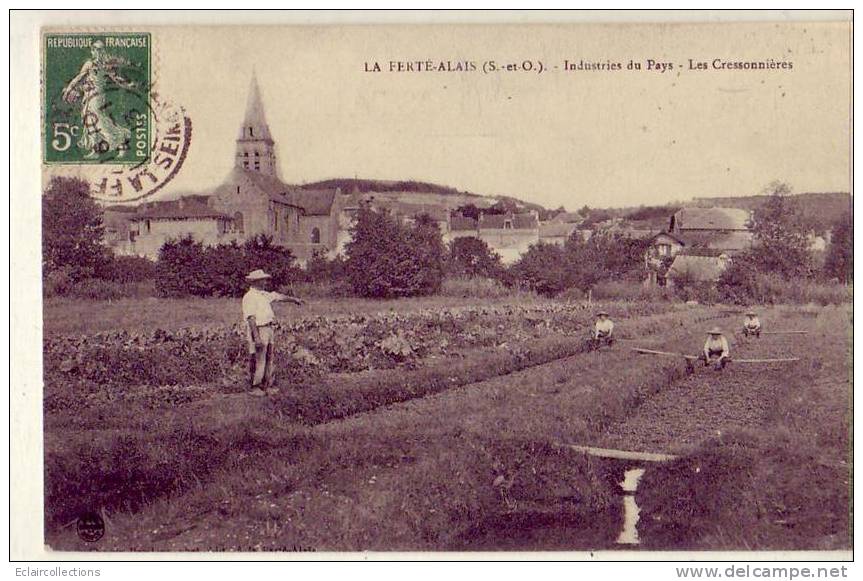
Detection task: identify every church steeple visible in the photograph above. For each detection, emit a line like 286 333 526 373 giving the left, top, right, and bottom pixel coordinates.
236 72 277 176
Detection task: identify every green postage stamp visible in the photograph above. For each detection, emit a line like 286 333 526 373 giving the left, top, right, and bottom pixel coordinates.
43 33 151 164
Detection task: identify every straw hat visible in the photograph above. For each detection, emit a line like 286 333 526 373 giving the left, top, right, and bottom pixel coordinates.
597 310 609 316
745 310 757 316
245 269 271 281
707 327 723 335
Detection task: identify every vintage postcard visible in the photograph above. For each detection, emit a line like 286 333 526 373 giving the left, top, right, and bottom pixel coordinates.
10 10 853 561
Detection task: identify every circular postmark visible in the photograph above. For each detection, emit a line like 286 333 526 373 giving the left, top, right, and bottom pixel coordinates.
76 510 105 542
45 88 192 205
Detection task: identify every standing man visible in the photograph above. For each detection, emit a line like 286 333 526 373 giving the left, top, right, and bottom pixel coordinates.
742 310 762 337
242 269 304 396
702 327 730 370
592 310 615 349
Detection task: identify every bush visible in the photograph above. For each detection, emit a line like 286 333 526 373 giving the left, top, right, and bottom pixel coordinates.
155 236 212 297
43 266 76 297
97 255 157 283
304 250 348 284
155 235 300 298
345 207 445 298
242 235 302 290
718 260 849 305
508 243 571 297
446 237 504 279
823 211 852 283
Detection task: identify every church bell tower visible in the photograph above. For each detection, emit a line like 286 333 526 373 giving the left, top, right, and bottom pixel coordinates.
236 73 277 177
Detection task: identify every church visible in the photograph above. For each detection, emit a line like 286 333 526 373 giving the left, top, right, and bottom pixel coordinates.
107 75 361 263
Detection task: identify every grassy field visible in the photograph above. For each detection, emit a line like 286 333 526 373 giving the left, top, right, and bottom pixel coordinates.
42 297 851 552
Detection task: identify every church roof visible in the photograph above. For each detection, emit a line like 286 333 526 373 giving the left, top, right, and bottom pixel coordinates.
134 197 230 220
238 73 273 142
219 167 339 215
287 189 338 216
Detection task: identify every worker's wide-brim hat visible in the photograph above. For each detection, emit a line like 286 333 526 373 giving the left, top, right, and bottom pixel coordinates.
707 327 723 335
597 310 609 316
246 269 272 281
745 310 757 315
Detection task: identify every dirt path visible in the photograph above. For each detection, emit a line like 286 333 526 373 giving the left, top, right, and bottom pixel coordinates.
596 320 814 454
596 365 777 452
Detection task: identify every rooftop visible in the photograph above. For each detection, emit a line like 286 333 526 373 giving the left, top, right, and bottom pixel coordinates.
673 207 751 231
539 222 578 238
134 198 230 220
479 212 538 230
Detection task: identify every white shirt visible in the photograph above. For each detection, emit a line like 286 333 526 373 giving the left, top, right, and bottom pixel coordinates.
744 316 761 329
242 288 285 326
595 319 614 336
703 335 730 357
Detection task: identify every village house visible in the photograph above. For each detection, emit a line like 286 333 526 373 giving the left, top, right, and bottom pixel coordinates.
445 211 540 264
548 211 583 225
538 222 578 246
642 206 753 287
667 206 754 254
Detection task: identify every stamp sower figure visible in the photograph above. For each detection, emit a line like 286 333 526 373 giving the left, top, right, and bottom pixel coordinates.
702 327 730 370
742 310 761 337
592 310 614 349
61 40 136 159
242 269 304 397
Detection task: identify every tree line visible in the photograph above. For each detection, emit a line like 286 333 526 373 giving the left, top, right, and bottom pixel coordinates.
43 176 852 301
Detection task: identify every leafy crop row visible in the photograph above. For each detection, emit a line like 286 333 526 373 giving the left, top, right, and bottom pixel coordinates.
44 301 678 411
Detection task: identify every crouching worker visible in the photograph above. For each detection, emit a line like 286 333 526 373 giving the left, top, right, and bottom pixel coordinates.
702 327 730 370
742 310 761 337
242 269 304 397
591 310 614 349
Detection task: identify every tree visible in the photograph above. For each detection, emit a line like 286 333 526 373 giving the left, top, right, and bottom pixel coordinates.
155 234 299 298
305 249 348 284
42 176 109 281
155 235 212 297
717 252 761 304
750 182 814 278
447 237 503 279
242 234 300 290
406 214 446 295
824 211 853 283
486 199 520 215
564 232 649 291
344 206 445 298
454 203 482 221
509 243 571 296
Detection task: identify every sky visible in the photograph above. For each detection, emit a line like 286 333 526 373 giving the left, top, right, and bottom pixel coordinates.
151 21 850 209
